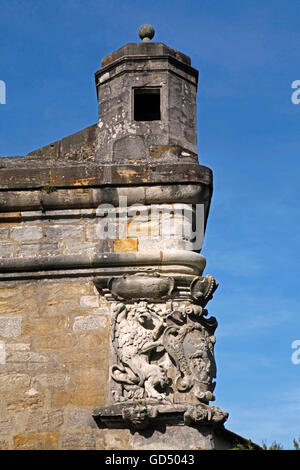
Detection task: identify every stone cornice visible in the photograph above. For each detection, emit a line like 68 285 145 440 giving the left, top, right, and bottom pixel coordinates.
0 250 206 281
0 162 212 191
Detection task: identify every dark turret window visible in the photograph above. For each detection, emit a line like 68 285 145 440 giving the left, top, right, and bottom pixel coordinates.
134 88 161 121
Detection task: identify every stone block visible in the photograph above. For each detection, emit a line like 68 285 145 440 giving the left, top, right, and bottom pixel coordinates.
16 242 59 258
59 350 108 367
64 240 97 255
78 333 103 349
0 295 38 317
63 281 94 296
6 343 30 352
7 390 44 412
0 316 22 338
73 315 107 332
6 352 49 363
61 432 96 450
11 226 43 241
131 425 214 450
66 409 97 429
31 373 73 391
0 243 13 258
13 432 59 450
96 429 132 450
73 367 107 387
51 388 106 408
0 373 30 393
23 317 67 336
0 284 19 298
32 334 78 350
80 296 100 308
45 225 83 239
0 228 9 239
0 417 13 434
127 219 160 237
25 409 64 433
0 439 9 450
113 238 138 252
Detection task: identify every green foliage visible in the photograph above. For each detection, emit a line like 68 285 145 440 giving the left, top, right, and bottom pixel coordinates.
262 441 283 450
232 436 300 450
231 439 256 450
42 184 57 194
293 436 300 450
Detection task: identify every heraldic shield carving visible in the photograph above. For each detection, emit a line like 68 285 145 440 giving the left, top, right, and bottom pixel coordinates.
93 273 228 430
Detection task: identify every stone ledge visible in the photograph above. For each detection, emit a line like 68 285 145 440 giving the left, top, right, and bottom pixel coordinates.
100 42 192 68
0 250 206 276
0 163 212 191
0 184 211 213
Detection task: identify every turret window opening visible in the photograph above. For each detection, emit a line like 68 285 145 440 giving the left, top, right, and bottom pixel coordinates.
133 88 161 121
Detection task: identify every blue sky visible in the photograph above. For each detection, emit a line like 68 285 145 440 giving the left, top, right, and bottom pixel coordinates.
1 0 300 449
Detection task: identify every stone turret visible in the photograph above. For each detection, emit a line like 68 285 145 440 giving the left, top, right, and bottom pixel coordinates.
95 25 198 164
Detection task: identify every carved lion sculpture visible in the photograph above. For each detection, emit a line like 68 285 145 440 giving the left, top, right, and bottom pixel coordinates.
110 302 169 401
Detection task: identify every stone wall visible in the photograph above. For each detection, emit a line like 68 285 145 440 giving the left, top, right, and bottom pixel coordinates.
0 204 197 262
0 201 202 450
0 277 229 450
0 276 118 450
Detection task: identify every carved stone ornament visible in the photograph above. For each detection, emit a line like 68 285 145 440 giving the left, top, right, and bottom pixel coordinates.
93 272 228 430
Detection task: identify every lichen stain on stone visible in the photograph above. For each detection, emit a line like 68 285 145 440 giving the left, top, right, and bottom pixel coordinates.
116 169 147 184
149 145 181 159
73 178 96 187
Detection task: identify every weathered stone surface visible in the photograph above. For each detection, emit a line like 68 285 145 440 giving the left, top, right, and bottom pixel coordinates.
80 296 99 308
7 390 44 412
59 350 108 367
23 317 67 335
6 352 49 363
45 225 83 239
13 432 59 450
0 373 30 393
25 409 64 433
66 409 98 429
28 123 98 160
0 316 22 338
132 425 214 450
73 367 107 387
96 429 132 450
113 238 138 252
61 431 96 450
0 228 9 239
17 242 59 257
0 162 212 192
11 226 43 241
31 373 73 391
0 341 5 364
0 439 10 450
77 333 103 349
32 334 78 350
72 315 107 332
0 417 14 434
0 243 13 258
6 343 30 351
51 388 106 408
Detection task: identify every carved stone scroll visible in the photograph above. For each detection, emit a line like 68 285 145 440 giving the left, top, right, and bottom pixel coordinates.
93 272 228 430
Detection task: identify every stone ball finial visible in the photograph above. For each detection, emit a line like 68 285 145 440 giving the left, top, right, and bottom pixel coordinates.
138 24 155 42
